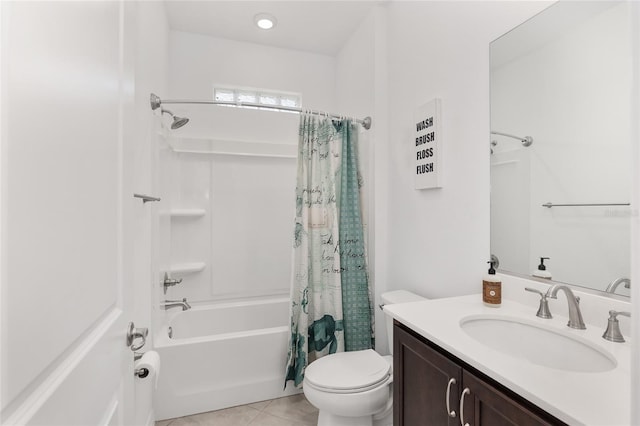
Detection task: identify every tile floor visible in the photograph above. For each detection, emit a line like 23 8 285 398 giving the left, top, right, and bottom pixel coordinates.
155 394 319 426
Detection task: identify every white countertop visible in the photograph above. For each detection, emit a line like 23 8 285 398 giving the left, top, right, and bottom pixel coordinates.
385 294 631 426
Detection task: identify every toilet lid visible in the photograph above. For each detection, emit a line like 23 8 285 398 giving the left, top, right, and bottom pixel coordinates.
305 349 391 393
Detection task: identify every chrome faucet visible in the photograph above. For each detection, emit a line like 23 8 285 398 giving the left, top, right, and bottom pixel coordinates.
602 310 630 342
605 277 630 294
546 285 586 330
524 288 552 319
161 298 191 311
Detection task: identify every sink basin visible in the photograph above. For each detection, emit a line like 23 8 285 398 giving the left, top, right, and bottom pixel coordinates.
460 315 616 373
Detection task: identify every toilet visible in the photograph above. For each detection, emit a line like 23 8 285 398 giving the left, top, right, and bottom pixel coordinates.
303 290 426 426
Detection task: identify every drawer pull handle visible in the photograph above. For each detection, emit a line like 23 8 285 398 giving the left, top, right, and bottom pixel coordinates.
446 378 457 418
460 387 470 426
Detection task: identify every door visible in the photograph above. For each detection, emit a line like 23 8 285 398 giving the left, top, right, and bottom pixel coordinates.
394 324 461 426
1 2 135 425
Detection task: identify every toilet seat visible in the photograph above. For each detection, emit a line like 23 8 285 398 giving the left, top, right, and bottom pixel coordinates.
304 349 391 394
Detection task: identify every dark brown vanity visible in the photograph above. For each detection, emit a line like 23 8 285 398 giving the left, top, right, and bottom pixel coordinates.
393 321 566 426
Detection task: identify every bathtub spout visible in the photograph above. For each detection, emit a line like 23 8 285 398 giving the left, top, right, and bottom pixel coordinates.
162 298 191 311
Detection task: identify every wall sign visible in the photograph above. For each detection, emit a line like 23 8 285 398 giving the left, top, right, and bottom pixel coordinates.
414 98 442 189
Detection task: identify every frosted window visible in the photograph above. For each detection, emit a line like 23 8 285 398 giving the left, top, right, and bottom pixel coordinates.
280 96 299 108
237 92 257 103
214 89 234 102
259 94 278 105
213 86 302 111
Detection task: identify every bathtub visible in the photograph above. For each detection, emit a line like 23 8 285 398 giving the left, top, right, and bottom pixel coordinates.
154 297 300 420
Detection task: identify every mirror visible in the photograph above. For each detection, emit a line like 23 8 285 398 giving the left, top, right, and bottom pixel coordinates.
490 1 631 297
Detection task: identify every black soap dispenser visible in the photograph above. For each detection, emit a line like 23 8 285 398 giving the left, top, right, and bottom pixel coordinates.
532 257 552 280
483 260 501 307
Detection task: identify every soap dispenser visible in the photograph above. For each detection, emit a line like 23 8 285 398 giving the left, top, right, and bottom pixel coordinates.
532 257 552 280
483 260 501 307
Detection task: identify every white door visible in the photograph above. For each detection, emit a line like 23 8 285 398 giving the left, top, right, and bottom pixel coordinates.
1 2 136 425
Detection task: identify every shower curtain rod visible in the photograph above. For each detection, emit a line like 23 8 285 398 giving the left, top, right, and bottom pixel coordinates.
150 93 371 130
491 130 533 146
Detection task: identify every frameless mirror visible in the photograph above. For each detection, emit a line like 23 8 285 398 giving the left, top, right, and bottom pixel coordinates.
490 1 631 297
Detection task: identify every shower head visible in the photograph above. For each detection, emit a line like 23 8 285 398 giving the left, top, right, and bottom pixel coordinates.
169 113 189 129
150 93 189 129
157 108 189 129
160 108 189 129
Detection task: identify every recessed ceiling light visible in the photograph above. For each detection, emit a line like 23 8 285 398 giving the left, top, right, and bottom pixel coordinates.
254 13 277 30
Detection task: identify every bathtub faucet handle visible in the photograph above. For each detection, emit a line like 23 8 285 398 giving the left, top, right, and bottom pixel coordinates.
163 272 183 294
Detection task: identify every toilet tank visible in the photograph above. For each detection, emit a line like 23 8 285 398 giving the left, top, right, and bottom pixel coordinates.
381 290 426 355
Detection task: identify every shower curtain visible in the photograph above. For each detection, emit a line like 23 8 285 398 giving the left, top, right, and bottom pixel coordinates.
285 114 373 388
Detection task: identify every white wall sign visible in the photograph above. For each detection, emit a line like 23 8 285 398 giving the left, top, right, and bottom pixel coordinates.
414 98 442 189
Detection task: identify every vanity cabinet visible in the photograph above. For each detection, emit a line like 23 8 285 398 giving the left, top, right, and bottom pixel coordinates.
393 322 565 426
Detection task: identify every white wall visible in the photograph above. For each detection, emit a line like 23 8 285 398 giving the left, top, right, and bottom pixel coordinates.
167 30 334 143
169 30 335 109
335 11 376 119
383 1 551 299
131 3 169 424
132 0 169 347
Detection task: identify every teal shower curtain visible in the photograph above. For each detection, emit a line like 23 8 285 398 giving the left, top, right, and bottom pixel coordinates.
285 114 373 388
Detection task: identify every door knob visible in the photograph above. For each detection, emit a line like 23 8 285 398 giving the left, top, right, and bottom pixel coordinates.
126 322 148 351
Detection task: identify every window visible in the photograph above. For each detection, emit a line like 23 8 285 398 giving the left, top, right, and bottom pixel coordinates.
213 86 301 112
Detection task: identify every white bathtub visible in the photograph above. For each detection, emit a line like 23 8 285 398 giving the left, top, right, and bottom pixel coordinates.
154 297 300 420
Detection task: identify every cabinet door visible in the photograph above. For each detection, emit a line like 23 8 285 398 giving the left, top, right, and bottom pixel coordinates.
394 324 462 426
460 370 558 426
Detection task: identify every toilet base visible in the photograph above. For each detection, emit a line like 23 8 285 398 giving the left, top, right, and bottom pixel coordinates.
372 405 393 426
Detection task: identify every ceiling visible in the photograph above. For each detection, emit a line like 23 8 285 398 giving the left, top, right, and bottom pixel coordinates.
164 1 378 56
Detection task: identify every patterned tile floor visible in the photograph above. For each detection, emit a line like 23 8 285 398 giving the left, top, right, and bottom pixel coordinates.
155 394 319 426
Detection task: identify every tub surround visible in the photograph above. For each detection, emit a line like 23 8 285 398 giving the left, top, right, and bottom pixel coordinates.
385 275 631 425
154 298 299 420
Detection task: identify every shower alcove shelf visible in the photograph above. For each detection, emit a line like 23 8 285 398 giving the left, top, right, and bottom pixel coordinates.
169 207 206 275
